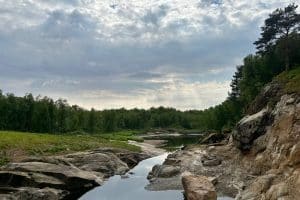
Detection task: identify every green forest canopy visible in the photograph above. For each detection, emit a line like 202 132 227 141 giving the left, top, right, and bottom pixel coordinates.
0 4 299 134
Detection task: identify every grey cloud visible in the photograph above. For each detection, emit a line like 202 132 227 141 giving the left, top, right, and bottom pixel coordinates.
41 9 97 39
0 0 291 110
142 4 169 26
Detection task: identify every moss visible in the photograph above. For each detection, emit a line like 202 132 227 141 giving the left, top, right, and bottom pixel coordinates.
275 67 300 94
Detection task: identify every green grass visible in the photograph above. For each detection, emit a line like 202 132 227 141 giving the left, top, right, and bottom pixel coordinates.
99 131 144 142
275 67 300 94
0 131 141 165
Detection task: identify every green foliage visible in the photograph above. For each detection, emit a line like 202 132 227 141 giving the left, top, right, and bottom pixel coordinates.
0 151 9 166
275 67 300 94
99 131 144 142
0 131 141 162
254 4 300 70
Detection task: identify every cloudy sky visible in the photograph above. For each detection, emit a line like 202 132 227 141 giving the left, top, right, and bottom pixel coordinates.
0 0 296 110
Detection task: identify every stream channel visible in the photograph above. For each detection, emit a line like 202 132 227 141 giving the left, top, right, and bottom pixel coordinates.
80 153 233 200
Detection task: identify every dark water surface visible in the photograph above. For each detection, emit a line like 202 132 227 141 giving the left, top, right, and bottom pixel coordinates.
79 153 183 200
80 153 233 200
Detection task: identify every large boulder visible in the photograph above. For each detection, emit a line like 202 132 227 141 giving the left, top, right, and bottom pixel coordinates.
147 164 181 179
233 108 273 151
247 82 282 114
182 174 217 200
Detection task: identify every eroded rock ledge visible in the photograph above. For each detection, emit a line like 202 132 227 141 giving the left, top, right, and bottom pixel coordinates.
0 148 149 200
147 88 300 199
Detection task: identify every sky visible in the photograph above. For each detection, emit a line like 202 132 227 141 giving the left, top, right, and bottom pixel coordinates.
0 0 297 110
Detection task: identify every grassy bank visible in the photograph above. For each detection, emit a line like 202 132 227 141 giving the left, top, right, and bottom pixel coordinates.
0 131 141 166
99 131 144 142
276 67 300 94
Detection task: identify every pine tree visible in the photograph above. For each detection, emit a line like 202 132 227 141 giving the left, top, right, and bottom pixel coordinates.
254 4 300 70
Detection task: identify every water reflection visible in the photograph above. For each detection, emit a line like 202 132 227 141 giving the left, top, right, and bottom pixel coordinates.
80 153 184 200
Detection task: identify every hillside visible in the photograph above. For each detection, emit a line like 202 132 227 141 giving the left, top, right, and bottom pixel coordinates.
146 68 300 199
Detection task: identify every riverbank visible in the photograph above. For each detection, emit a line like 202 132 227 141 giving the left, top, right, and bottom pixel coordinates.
0 146 149 199
0 131 154 199
146 80 300 200
0 131 142 166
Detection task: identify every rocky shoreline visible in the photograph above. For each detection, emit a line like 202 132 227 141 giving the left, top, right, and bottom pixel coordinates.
0 148 149 200
146 84 300 200
1 82 299 200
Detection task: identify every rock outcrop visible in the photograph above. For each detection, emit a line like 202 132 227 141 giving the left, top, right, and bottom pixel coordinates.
0 148 148 200
182 174 217 200
199 132 227 145
148 164 181 179
235 93 300 199
232 107 273 151
147 80 300 199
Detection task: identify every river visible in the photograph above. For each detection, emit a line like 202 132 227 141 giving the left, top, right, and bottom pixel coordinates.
80 153 233 200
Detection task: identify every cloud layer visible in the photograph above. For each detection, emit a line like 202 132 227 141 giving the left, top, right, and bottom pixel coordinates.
0 0 293 110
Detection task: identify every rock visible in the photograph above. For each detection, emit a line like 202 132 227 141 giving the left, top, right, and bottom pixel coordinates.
1 161 102 199
0 148 149 200
233 108 273 151
202 158 222 167
147 164 180 179
288 143 300 166
182 175 217 200
159 165 181 178
236 174 276 200
0 187 68 200
116 152 149 168
58 151 129 176
163 158 181 165
0 171 65 188
247 82 282 114
199 133 226 144
266 183 288 200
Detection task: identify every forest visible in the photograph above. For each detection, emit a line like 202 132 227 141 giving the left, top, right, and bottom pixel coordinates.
0 4 299 134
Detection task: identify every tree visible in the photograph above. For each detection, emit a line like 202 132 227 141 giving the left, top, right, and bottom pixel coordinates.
56 99 68 133
24 94 34 131
102 111 116 132
88 108 96 133
254 4 300 70
229 65 243 100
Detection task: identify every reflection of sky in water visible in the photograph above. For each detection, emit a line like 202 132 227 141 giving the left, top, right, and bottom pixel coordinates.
80 153 184 200
80 153 233 200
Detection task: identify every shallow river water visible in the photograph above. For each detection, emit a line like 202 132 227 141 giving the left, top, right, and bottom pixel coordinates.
80 153 233 200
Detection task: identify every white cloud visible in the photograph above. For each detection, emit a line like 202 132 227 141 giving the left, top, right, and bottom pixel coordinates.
56 80 231 111
0 0 293 110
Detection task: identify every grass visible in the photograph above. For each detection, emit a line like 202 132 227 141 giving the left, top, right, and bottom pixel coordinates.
99 131 144 142
275 67 300 94
0 131 141 165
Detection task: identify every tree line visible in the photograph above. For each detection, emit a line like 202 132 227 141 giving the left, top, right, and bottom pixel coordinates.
0 4 299 134
0 93 201 133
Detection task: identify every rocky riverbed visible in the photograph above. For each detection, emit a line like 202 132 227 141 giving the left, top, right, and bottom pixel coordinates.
147 83 300 200
0 148 149 200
